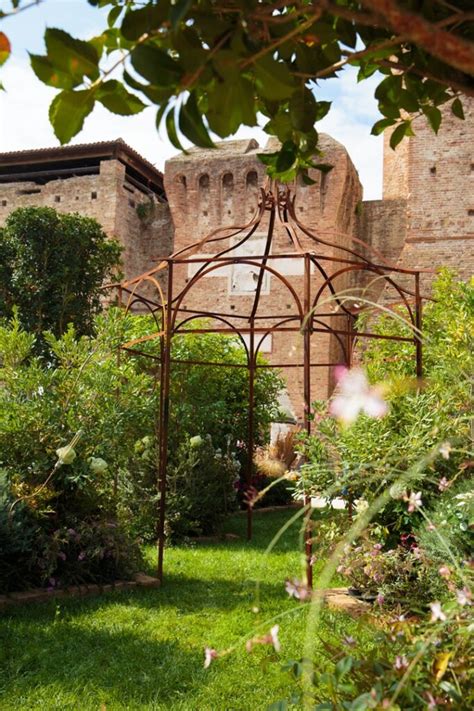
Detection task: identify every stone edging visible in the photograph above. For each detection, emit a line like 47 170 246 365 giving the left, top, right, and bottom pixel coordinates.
0 573 160 610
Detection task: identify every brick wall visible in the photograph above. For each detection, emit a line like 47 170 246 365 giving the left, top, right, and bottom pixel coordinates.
381 96 474 293
0 157 173 285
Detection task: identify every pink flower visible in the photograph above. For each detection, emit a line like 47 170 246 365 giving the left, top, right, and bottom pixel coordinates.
438 565 451 579
429 601 447 622
394 655 409 670
405 491 422 513
285 579 310 601
376 593 385 606
204 647 218 668
438 476 450 492
426 692 438 710
456 587 472 606
329 367 388 425
246 625 281 653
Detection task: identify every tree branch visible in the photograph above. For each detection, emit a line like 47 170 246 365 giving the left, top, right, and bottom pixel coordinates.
359 0 474 77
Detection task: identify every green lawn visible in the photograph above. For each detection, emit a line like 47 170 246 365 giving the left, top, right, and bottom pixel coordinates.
0 510 372 710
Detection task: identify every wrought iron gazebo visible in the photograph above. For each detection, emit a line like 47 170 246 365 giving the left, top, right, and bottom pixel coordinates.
108 184 423 587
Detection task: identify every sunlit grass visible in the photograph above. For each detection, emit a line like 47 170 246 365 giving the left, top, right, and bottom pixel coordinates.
0 510 374 710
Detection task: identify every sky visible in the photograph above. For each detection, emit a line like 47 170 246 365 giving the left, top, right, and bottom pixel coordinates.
0 0 384 199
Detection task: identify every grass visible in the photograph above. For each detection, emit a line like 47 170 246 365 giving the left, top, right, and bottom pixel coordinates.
0 510 375 710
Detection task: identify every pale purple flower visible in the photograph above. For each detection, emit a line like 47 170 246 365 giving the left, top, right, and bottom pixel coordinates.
343 635 356 647
439 442 451 460
430 601 447 622
376 593 385 606
438 476 450 492
78 551 86 561
285 578 310 601
456 587 472 606
58 551 67 561
329 367 388 425
394 655 409 670
406 491 422 513
204 647 218 668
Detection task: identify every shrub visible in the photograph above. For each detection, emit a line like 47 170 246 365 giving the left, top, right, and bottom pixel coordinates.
0 308 283 589
165 435 240 539
0 206 121 344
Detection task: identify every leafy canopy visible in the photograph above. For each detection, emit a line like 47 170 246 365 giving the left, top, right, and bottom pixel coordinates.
1 1 473 180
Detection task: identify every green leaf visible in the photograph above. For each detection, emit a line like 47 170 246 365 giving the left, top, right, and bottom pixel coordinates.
424 105 442 134
30 54 77 90
155 103 168 131
49 89 95 144
97 80 146 115
451 97 465 120
131 43 182 88
165 106 186 151
179 92 214 148
375 75 402 104
0 32 11 67
389 121 409 150
275 141 297 173
170 0 192 28
398 89 419 113
289 88 317 132
311 163 333 173
45 28 99 81
123 70 171 104
207 77 256 137
254 55 295 101
121 6 165 41
335 655 353 680
107 6 122 28
371 117 396 136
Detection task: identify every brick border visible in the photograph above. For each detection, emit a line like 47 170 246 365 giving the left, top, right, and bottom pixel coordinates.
0 573 160 610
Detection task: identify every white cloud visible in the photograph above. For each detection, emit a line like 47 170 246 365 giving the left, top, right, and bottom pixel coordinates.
0 58 383 199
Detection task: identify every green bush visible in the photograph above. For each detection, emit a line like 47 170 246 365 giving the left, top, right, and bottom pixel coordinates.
0 207 121 344
0 308 283 589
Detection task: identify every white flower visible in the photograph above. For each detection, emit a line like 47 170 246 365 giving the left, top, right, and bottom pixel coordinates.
204 647 218 668
310 496 327 509
189 435 203 448
456 587 472 606
270 625 280 652
88 457 108 475
394 655 409 670
331 497 347 510
439 442 451 460
37 386 44 396
429 601 447 622
56 445 76 465
329 367 388 426
354 498 369 514
406 491 422 513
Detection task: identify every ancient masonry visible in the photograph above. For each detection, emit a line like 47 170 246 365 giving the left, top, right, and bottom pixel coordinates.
0 98 472 417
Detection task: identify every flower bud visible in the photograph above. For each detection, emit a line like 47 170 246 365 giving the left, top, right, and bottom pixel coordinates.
56 445 76 465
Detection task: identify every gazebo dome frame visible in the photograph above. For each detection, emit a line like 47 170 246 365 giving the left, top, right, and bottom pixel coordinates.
108 184 423 586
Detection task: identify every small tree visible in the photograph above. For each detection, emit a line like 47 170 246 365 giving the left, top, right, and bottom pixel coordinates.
0 206 121 341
